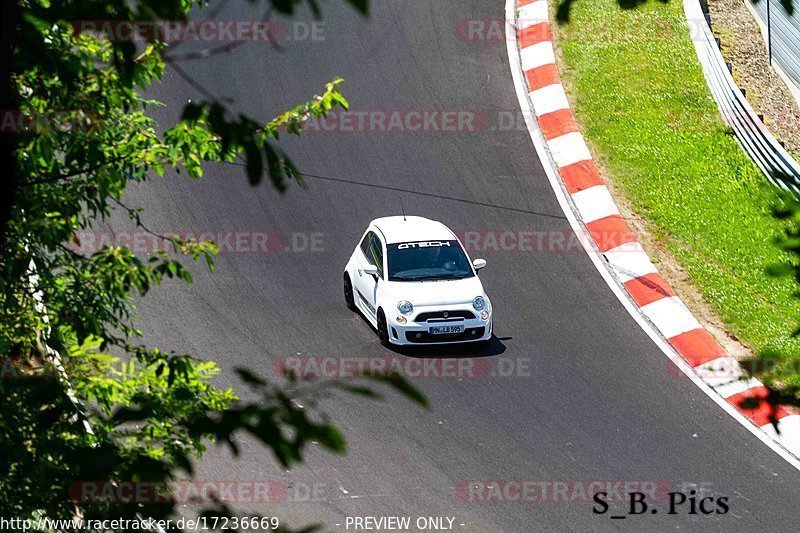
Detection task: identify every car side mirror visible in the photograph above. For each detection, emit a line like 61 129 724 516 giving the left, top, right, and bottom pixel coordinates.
473 258 487 271
362 266 380 279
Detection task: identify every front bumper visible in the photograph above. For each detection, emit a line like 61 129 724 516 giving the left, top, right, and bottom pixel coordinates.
386 306 493 346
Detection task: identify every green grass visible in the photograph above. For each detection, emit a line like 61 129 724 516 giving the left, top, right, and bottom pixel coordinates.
554 0 800 372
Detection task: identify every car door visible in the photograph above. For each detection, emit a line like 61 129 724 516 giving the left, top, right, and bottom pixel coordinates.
353 231 383 320
356 231 384 317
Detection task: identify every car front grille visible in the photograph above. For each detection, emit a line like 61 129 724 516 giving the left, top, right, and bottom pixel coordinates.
414 310 475 322
405 327 485 343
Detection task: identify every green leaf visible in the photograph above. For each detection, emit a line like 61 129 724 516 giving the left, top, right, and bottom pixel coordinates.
315 424 346 452
345 0 369 15
335 383 382 399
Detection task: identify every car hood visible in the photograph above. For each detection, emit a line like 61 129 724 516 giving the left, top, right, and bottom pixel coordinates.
382 276 486 307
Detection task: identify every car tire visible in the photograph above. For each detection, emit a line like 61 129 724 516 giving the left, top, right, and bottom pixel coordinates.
343 273 356 312
377 309 391 347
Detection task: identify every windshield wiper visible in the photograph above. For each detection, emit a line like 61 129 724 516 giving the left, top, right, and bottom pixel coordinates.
391 273 471 281
432 273 472 280
409 274 466 281
389 275 442 281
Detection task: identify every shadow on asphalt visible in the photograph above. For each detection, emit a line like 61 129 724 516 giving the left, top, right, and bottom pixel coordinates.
391 335 508 359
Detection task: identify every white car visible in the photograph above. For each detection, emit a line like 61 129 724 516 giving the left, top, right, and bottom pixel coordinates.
343 216 493 346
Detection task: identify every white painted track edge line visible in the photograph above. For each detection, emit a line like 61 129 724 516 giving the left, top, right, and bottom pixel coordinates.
504 0 800 471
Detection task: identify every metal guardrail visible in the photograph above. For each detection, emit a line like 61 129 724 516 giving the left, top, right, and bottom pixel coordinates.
686 0 800 193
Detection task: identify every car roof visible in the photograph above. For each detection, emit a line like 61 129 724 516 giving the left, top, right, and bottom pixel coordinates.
370 216 455 244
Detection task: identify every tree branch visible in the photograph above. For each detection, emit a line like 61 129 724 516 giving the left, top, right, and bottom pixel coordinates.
21 156 129 186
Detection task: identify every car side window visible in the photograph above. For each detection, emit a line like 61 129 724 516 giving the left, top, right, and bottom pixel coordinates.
360 232 372 260
369 234 384 276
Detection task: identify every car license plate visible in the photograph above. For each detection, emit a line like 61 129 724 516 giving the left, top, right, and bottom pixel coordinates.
429 325 465 335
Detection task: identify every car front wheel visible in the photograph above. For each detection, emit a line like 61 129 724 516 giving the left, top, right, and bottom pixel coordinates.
377 309 391 347
343 273 356 312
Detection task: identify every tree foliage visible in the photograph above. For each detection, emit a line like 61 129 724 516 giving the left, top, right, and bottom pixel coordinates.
0 0 425 529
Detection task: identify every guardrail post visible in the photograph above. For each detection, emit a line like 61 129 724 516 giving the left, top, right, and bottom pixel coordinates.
766 0 772 65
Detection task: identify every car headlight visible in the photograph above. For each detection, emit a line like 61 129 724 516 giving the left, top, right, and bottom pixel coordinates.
397 300 414 315
472 296 486 311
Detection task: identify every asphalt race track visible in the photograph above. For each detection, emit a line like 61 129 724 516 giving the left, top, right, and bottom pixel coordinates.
109 0 800 530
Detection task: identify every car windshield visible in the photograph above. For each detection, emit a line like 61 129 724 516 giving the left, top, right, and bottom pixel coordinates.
387 240 474 281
